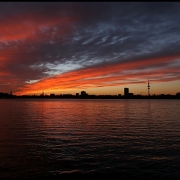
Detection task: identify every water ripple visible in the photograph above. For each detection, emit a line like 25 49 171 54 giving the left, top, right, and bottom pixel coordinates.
0 99 180 178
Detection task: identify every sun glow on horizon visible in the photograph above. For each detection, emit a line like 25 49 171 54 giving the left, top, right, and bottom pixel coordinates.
14 55 180 96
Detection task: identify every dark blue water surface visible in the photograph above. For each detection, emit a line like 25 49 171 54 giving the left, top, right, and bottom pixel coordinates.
0 99 180 178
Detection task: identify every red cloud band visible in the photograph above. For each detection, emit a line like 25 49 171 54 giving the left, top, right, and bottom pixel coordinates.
15 54 180 95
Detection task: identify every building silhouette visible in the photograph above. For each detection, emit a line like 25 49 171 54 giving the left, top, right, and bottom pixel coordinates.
128 93 134 97
124 88 129 96
81 91 88 96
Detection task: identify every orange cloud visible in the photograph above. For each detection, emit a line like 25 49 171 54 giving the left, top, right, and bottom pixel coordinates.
0 12 78 93
15 54 180 95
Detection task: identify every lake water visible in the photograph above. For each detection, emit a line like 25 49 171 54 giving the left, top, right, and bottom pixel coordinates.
0 99 179 178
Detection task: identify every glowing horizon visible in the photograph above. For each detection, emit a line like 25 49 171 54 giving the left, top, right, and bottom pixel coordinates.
15 54 180 96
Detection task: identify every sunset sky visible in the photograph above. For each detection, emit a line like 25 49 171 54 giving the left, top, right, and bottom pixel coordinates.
0 2 180 96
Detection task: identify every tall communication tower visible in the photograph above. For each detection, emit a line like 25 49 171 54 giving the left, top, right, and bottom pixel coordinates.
147 78 150 96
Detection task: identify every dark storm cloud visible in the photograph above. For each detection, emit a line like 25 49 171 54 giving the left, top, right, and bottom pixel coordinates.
0 2 180 93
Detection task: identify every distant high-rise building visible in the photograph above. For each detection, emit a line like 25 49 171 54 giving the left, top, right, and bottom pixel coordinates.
124 88 129 96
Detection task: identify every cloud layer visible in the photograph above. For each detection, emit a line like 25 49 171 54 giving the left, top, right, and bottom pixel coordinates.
0 2 180 95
